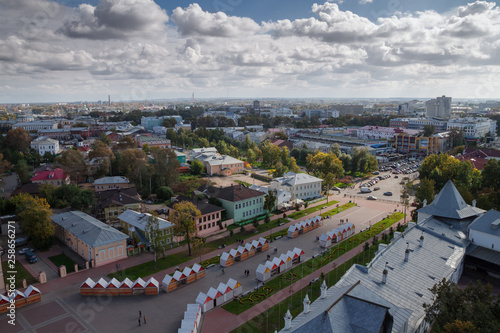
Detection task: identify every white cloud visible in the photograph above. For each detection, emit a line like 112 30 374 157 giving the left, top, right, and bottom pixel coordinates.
171 3 260 37
359 0 373 4
1 1 500 102
59 0 169 40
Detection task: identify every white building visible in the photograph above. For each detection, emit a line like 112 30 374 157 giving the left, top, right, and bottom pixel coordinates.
357 126 421 140
30 136 60 155
270 108 294 118
249 185 292 210
425 95 452 119
13 121 58 131
447 117 496 138
270 172 323 201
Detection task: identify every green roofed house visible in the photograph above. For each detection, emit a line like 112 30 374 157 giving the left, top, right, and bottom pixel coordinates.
198 184 265 223
52 211 129 267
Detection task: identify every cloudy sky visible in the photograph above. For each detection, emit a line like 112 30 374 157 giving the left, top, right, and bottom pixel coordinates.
1 0 500 103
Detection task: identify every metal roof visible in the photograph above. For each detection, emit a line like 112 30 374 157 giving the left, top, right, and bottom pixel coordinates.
468 209 500 237
94 176 130 185
271 172 323 186
118 209 172 231
52 211 128 247
417 179 484 220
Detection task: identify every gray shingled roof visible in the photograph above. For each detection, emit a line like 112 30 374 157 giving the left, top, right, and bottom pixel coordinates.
417 179 484 220
52 211 128 247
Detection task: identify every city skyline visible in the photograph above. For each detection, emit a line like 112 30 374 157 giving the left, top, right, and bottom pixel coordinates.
2 0 500 103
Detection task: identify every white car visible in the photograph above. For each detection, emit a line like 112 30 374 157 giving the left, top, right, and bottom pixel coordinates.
367 195 377 200
18 248 34 255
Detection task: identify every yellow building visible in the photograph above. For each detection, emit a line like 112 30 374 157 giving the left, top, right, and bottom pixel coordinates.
95 188 141 224
395 133 439 155
52 211 128 267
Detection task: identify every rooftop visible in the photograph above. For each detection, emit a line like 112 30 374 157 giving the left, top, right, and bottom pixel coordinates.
30 168 67 181
52 211 128 247
200 184 265 202
168 195 224 215
272 172 322 186
118 209 173 231
94 176 130 185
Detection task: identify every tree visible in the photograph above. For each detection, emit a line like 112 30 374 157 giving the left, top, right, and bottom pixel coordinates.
423 125 435 137
400 180 411 224
449 128 466 148
56 149 86 183
100 132 111 145
443 320 479 333
190 159 204 176
423 279 500 333
0 153 12 174
162 118 177 128
146 213 168 268
116 136 136 150
157 186 174 201
11 194 54 249
482 159 500 191
169 201 202 256
306 151 344 179
39 184 94 210
264 189 277 212
351 147 378 174
323 173 337 202
142 143 151 155
5 128 31 152
150 147 180 190
15 159 30 184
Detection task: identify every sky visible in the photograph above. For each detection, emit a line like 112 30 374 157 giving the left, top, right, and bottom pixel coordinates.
1 0 500 103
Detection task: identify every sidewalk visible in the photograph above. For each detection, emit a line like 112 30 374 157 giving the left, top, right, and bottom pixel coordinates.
201 225 395 333
28 194 346 294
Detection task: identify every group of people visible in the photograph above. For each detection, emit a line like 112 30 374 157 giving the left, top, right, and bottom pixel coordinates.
138 310 146 326
244 269 250 277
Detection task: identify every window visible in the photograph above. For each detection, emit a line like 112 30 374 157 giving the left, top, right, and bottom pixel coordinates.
203 216 206 222
203 225 206 230
212 222 215 227
199 226 202 231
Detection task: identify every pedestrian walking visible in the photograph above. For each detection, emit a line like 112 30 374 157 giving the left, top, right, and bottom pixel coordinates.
139 310 142 318
138 317 141 326
143 315 146 324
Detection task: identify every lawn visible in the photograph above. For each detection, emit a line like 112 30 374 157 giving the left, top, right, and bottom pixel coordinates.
320 202 356 218
108 252 195 281
287 200 339 219
48 253 76 273
235 180 251 187
222 212 404 315
1 259 37 289
230 243 385 333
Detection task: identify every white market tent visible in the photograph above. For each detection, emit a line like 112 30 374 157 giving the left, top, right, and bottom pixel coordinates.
226 278 242 296
195 292 213 313
217 282 234 302
207 287 223 307
256 264 271 282
220 252 234 267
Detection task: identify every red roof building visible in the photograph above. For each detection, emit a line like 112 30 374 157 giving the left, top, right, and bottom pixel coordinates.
30 168 70 186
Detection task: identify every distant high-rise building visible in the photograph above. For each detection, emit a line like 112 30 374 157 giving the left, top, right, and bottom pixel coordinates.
425 95 451 119
253 100 260 109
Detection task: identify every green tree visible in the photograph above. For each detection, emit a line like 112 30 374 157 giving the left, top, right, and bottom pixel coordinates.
306 151 344 179
169 201 202 256
351 147 378 174
56 149 86 183
100 132 111 145
15 159 30 184
190 159 204 175
443 320 479 333
424 279 500 333
423 125 435 137
11 194 54 249
157 186 174 201
264 189 278 212
142 143 151 155
5 128 31 152
482 159 500 190
400 180 411 224
146 213 168 268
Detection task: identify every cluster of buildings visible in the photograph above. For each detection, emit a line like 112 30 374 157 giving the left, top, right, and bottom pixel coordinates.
282 180 500 333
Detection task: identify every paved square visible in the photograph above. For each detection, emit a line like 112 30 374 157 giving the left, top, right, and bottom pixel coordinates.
35 316 85 333
23 300 68 327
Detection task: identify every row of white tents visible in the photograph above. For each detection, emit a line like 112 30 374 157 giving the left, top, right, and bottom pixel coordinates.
220 237 269 267
1 285 41 312
178 303 202 333
162 263 206 292
80 277 159 296
319 223 356 248
256 247 305 282
288 216 322 238
195 278 242 313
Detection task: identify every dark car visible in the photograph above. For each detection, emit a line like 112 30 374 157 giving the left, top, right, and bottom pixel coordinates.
24 250 37 264
383 192 393 196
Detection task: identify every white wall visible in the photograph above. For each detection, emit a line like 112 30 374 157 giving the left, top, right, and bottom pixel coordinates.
469 229 500 252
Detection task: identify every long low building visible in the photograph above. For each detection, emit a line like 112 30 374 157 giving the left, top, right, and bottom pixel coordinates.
52 211 129 267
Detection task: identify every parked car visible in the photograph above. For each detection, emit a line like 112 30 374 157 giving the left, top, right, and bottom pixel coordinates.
367 195 377 200
383 192 393 196
24 250 37 264
373 187 380 191
18 248 34 255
